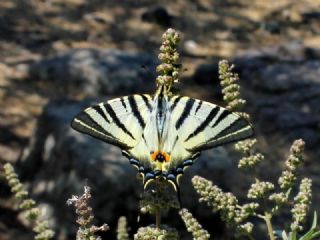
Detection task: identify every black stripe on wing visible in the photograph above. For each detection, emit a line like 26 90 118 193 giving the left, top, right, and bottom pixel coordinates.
104 103 135 140
192 118 253 151
170 96 182 111
71 112 130 148
128 95 146 128
213 117 250 140
92 105 110 123
141 94 152 112
175 98 195 129
211 110 229 128
185 106 219 142
120 98 128 111
72 111 112 138
195 100 202 114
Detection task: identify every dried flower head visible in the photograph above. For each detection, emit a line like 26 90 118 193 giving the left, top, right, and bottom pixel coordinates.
236 222 254 237
235 139 264 169
238 203 259 221
192 176 258 236
279 139 305 190
33 221 55 240
117 216 129 240
156 28 180 93
238 153 264 169
134 225 179 240
193 177 235 221
291 178 312 232
67 186 109 240
192 176 238 224
269 192 289 205
279 171 297 190
247 181 274 199
140 181 180 215
179 208 210 240
3 163 55 240
219 60 246 113
235 139 257 154
286 139 305 171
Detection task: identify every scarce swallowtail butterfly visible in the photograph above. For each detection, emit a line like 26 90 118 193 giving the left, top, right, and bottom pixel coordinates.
71 82 254 191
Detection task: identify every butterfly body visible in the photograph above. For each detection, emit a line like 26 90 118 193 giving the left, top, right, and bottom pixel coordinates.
71 85 253 190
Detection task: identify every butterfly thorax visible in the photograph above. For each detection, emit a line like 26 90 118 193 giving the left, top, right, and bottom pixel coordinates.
154 91 169 143
151 87 172 172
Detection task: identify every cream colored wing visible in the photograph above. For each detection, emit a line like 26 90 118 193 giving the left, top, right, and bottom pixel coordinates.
71 94 153 149
163 95 254 169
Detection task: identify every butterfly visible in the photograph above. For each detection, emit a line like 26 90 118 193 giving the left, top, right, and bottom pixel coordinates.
71 83 254 191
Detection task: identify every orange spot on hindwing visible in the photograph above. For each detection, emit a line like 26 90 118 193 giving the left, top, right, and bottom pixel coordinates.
150 151 159 161
150 151 170 162
163 152 170 162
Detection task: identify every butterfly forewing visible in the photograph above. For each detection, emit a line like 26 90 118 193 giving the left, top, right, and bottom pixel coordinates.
71 94 153 149
167 96 253 153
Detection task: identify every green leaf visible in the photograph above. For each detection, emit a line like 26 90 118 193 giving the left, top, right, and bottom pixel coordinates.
311 211 317 230
300 211 318 240
310 231 320 238
300 229 315 240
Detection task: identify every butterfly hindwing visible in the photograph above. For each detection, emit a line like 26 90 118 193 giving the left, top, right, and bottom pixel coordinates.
71 94 153 149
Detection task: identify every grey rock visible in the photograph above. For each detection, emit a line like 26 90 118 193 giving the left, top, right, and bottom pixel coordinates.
28 49 158 96
192 57 320 155
241 61 320 92
234 41 306 62
260 20 281 34
234 58 320 150
192 61 223 99
301 11 320 23
141 6 174 27
20 98 140 236
192 61 219 84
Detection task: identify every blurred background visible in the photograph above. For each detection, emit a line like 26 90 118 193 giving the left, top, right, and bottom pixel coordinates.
0 0 320 239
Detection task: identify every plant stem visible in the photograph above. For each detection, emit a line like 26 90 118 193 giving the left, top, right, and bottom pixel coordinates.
156 207 161 229
248 234 255 240
264 212 275 240
155 179 161 229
